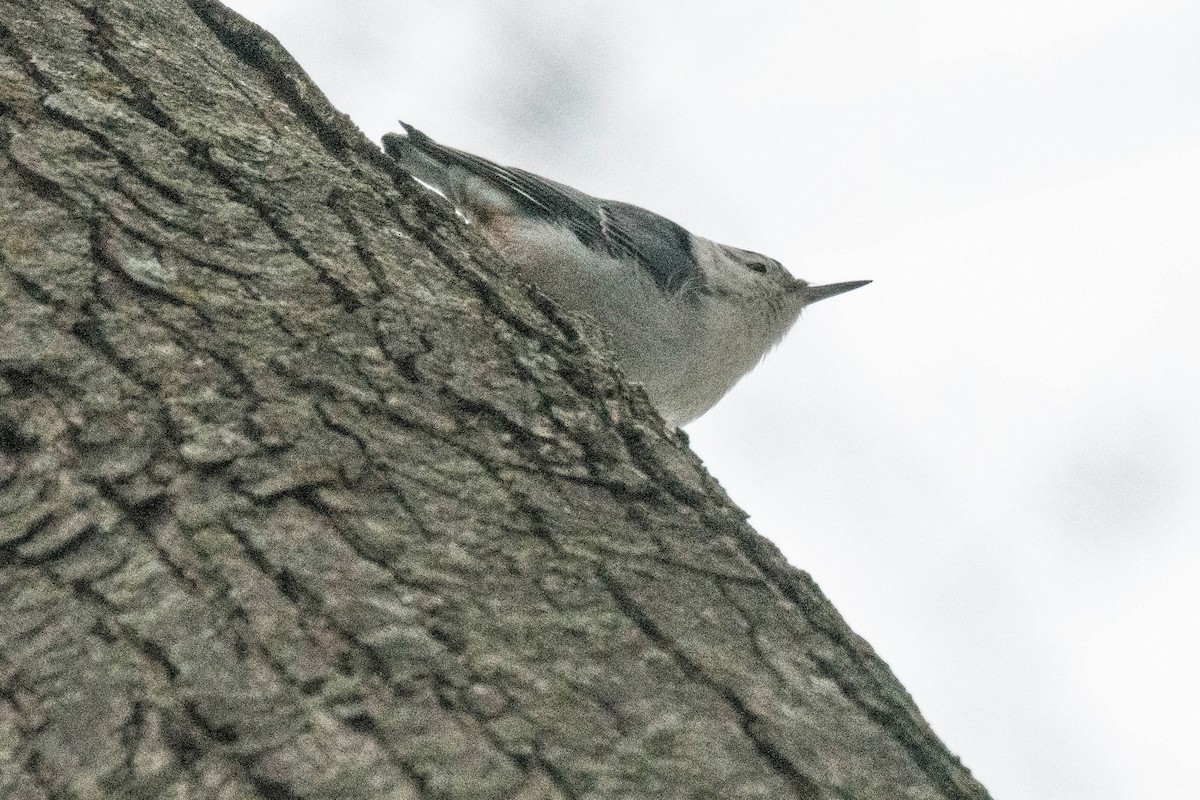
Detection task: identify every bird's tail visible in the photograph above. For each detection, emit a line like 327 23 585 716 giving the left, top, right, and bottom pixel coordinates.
381 122 459 194
383 121 527 222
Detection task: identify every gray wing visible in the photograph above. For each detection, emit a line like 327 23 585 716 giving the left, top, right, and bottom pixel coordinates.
594 201 703 295
388 123 704 295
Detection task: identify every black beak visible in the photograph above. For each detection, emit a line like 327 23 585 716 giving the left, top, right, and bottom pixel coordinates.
800 280 872 304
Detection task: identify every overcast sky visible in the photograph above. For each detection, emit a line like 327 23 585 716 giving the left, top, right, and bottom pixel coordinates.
224 2 1200 797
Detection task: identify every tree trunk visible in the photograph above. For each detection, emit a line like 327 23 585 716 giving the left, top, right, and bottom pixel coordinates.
0 2 992 798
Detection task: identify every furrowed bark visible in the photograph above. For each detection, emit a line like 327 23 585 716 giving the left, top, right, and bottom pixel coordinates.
0 2 992 798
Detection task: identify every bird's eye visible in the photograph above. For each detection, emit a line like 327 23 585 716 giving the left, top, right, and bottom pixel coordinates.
748 262 769 274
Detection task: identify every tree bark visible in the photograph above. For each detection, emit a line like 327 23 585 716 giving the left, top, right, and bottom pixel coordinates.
0 2 992 798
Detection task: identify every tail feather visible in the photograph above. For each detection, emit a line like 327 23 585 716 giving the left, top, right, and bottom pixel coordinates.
381 122 457 193
383 121 537 223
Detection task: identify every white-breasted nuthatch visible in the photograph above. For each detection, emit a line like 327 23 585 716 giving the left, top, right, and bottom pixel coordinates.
382 122 869 427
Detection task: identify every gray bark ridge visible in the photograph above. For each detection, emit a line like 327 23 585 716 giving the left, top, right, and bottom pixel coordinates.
0 2 991 799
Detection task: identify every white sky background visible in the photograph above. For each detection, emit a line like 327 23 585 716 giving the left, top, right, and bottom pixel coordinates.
224 2 1200 797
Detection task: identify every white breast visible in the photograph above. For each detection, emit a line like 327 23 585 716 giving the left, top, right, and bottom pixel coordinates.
481 214 784 427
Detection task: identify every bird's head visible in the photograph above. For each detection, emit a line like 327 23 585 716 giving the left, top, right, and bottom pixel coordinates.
698 239 870 337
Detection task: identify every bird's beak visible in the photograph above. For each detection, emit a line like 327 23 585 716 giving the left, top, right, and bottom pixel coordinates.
799 280 872 304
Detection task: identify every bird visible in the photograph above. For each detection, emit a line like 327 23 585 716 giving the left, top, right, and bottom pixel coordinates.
382 122 869 428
